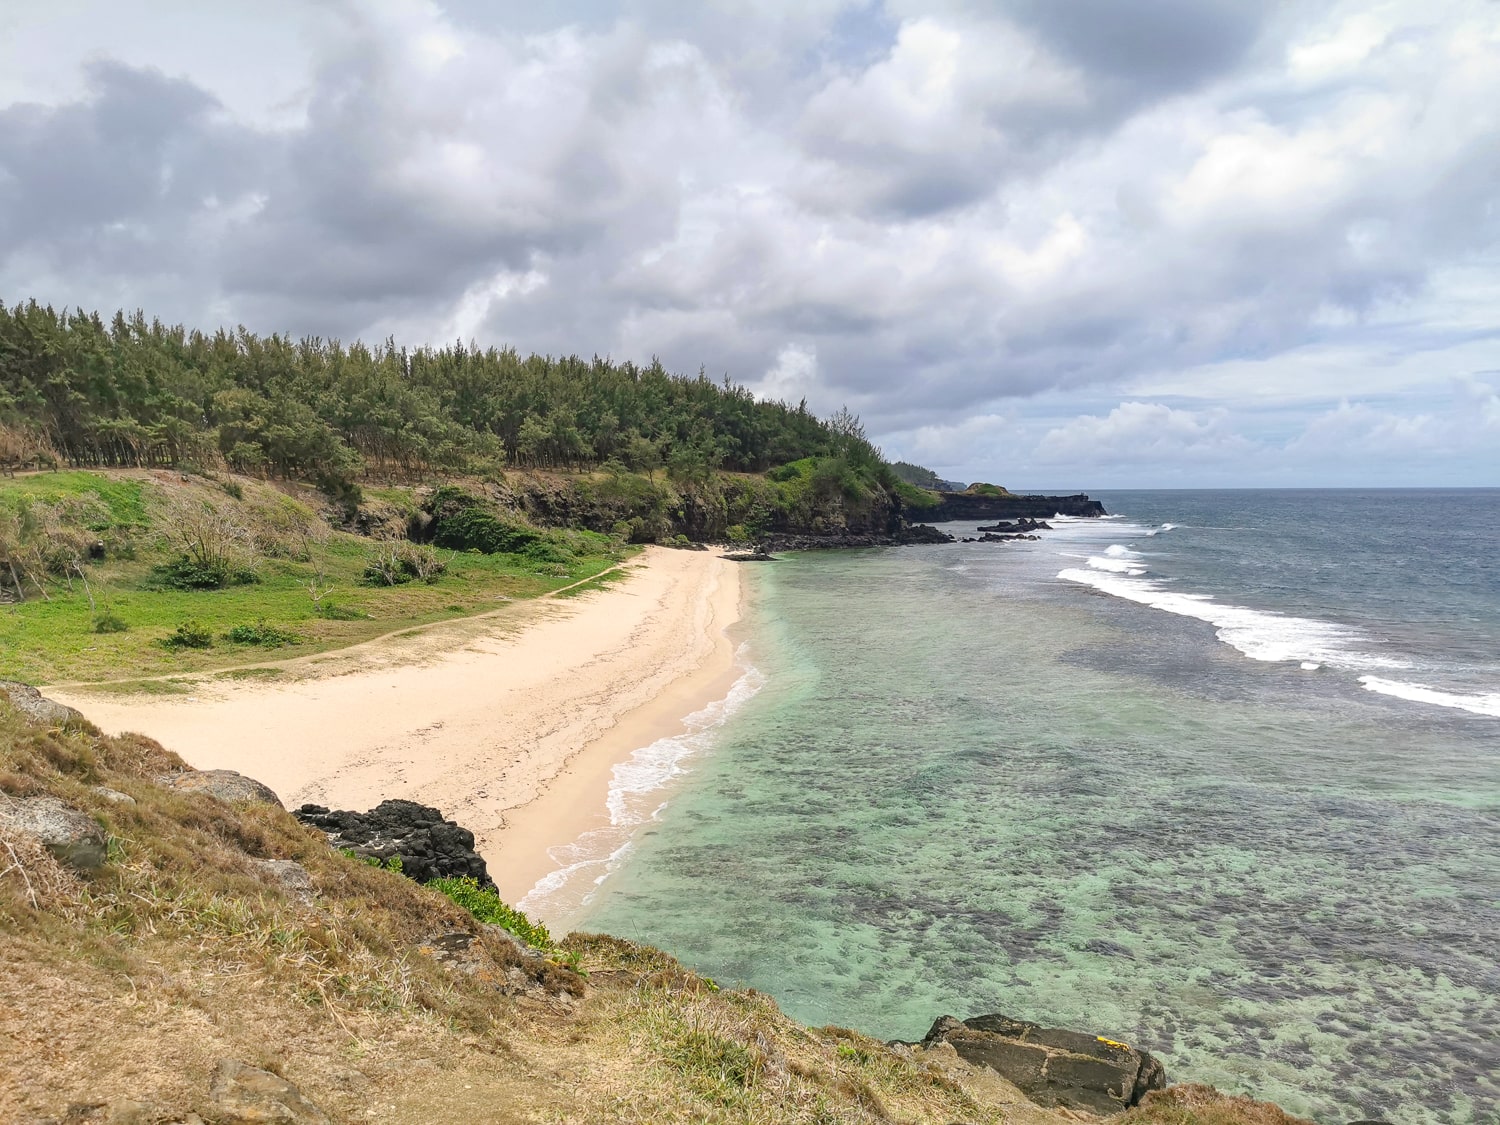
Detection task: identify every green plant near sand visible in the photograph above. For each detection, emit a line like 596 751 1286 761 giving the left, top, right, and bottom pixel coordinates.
426 874 555 951
222 621 300 647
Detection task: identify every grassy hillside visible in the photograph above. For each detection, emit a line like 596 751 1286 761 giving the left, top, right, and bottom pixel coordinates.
0 469 627 685
0 696 1314 1124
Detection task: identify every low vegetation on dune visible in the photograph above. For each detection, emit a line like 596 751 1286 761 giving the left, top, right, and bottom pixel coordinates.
1 696 1312 1124
0 469 628 685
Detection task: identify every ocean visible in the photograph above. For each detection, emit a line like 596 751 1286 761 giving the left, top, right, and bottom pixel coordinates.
548 489 1500 1124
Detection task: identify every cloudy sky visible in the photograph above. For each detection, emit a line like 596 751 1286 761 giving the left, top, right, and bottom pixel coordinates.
2 1 1497 487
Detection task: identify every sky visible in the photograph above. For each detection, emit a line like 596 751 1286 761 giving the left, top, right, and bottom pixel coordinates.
0 1 1497 488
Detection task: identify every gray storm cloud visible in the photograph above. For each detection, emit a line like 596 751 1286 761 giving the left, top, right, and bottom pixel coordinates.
0 0 1496 485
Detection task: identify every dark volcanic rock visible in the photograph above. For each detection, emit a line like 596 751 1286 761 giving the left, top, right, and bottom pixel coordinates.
899 523 955 544
923 1012 1166 1115
927 492 1106 521
294 799 494 888
976 518 1051 533
759 524 955 551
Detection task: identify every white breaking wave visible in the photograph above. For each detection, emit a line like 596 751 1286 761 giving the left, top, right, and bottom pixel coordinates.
1057 566 1409 670
1359 677 1500 718
518 649 766 922
1086 544 1147 575
1145 523 1178 537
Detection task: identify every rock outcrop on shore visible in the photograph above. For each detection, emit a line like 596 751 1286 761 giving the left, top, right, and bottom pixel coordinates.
757 524 955 551
294 799 495 888
921 1013 1166 1115
926 492 1106 521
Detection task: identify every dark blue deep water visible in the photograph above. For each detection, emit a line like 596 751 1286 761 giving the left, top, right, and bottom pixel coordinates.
574 490 1500 1124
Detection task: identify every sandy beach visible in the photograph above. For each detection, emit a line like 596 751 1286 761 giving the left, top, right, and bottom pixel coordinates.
49 547 743 922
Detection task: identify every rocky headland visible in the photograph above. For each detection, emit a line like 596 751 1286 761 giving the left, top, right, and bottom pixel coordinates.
925 491 1107 522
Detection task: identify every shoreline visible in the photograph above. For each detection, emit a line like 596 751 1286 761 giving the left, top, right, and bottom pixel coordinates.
48 546 745 920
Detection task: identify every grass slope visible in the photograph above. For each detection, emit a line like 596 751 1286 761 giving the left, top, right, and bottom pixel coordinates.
0 470 628 685
0 697 1313 1125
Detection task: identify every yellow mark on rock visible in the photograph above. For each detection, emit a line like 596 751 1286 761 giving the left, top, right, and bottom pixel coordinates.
1097 1036 1130 1050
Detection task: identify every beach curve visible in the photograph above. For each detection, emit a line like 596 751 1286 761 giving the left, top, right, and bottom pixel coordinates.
47 546 744 919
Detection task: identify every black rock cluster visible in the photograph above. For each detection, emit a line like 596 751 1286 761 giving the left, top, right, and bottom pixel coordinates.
294 799 494 888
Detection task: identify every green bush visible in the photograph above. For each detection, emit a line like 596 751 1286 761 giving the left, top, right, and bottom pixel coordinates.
223 621 299 646
361 542 448 586
891 479 940 510
426 875 553 949
148 556 259 591
313 600 365 620
91 612 129 634
432 506 541 555
160 620 214 650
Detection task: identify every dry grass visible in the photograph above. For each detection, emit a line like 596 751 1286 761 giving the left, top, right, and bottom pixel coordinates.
1120 1085 1316 1125
0 697 1310 1125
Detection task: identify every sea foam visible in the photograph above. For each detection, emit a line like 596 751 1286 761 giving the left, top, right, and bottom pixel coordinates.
1086 544 1148 575
1057 566 1409 670
1358 676 1500 718
518 649 765 920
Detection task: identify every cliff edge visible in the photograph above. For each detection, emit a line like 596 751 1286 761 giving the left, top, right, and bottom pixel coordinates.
1 686 1316 1125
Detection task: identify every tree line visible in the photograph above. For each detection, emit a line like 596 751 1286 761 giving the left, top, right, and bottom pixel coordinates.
0 300 867 485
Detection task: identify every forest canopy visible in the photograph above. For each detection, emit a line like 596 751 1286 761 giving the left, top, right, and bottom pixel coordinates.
0 300 878 486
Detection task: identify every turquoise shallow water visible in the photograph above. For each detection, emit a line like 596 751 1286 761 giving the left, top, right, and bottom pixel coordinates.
576 491 1500 1124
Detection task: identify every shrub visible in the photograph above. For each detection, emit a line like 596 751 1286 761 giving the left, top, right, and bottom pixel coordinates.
223 621 299 646
313 599 365 620
220 480 245 501
427 875 553 949
433 507 541 555
361 542 449 586
91 612 129 634
148 556 259 591
160 620 214 650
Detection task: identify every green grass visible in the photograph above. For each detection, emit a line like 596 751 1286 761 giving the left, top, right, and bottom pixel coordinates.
0 471 632 685
426 875 553 949
0 470 147 526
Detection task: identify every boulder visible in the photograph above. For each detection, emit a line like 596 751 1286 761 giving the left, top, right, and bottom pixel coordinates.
251 859 315 905
294 798 494 888
0 681 85 727
207 1060 332 1124
0 796 107 871
169 770 283 808
922 1012 1166 1116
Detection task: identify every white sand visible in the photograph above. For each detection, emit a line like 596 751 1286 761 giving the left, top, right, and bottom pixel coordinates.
49 547 743 914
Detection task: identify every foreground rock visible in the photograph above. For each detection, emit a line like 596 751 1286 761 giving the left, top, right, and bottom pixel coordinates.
208 1060 332 1125
922 1013 1166 1115
168 770 284 808
294 799 494 888
0 681 85 727
0 796 107 871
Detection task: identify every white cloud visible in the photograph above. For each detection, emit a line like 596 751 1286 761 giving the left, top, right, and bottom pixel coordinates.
1037 402 1258 465
0 0 1497 484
